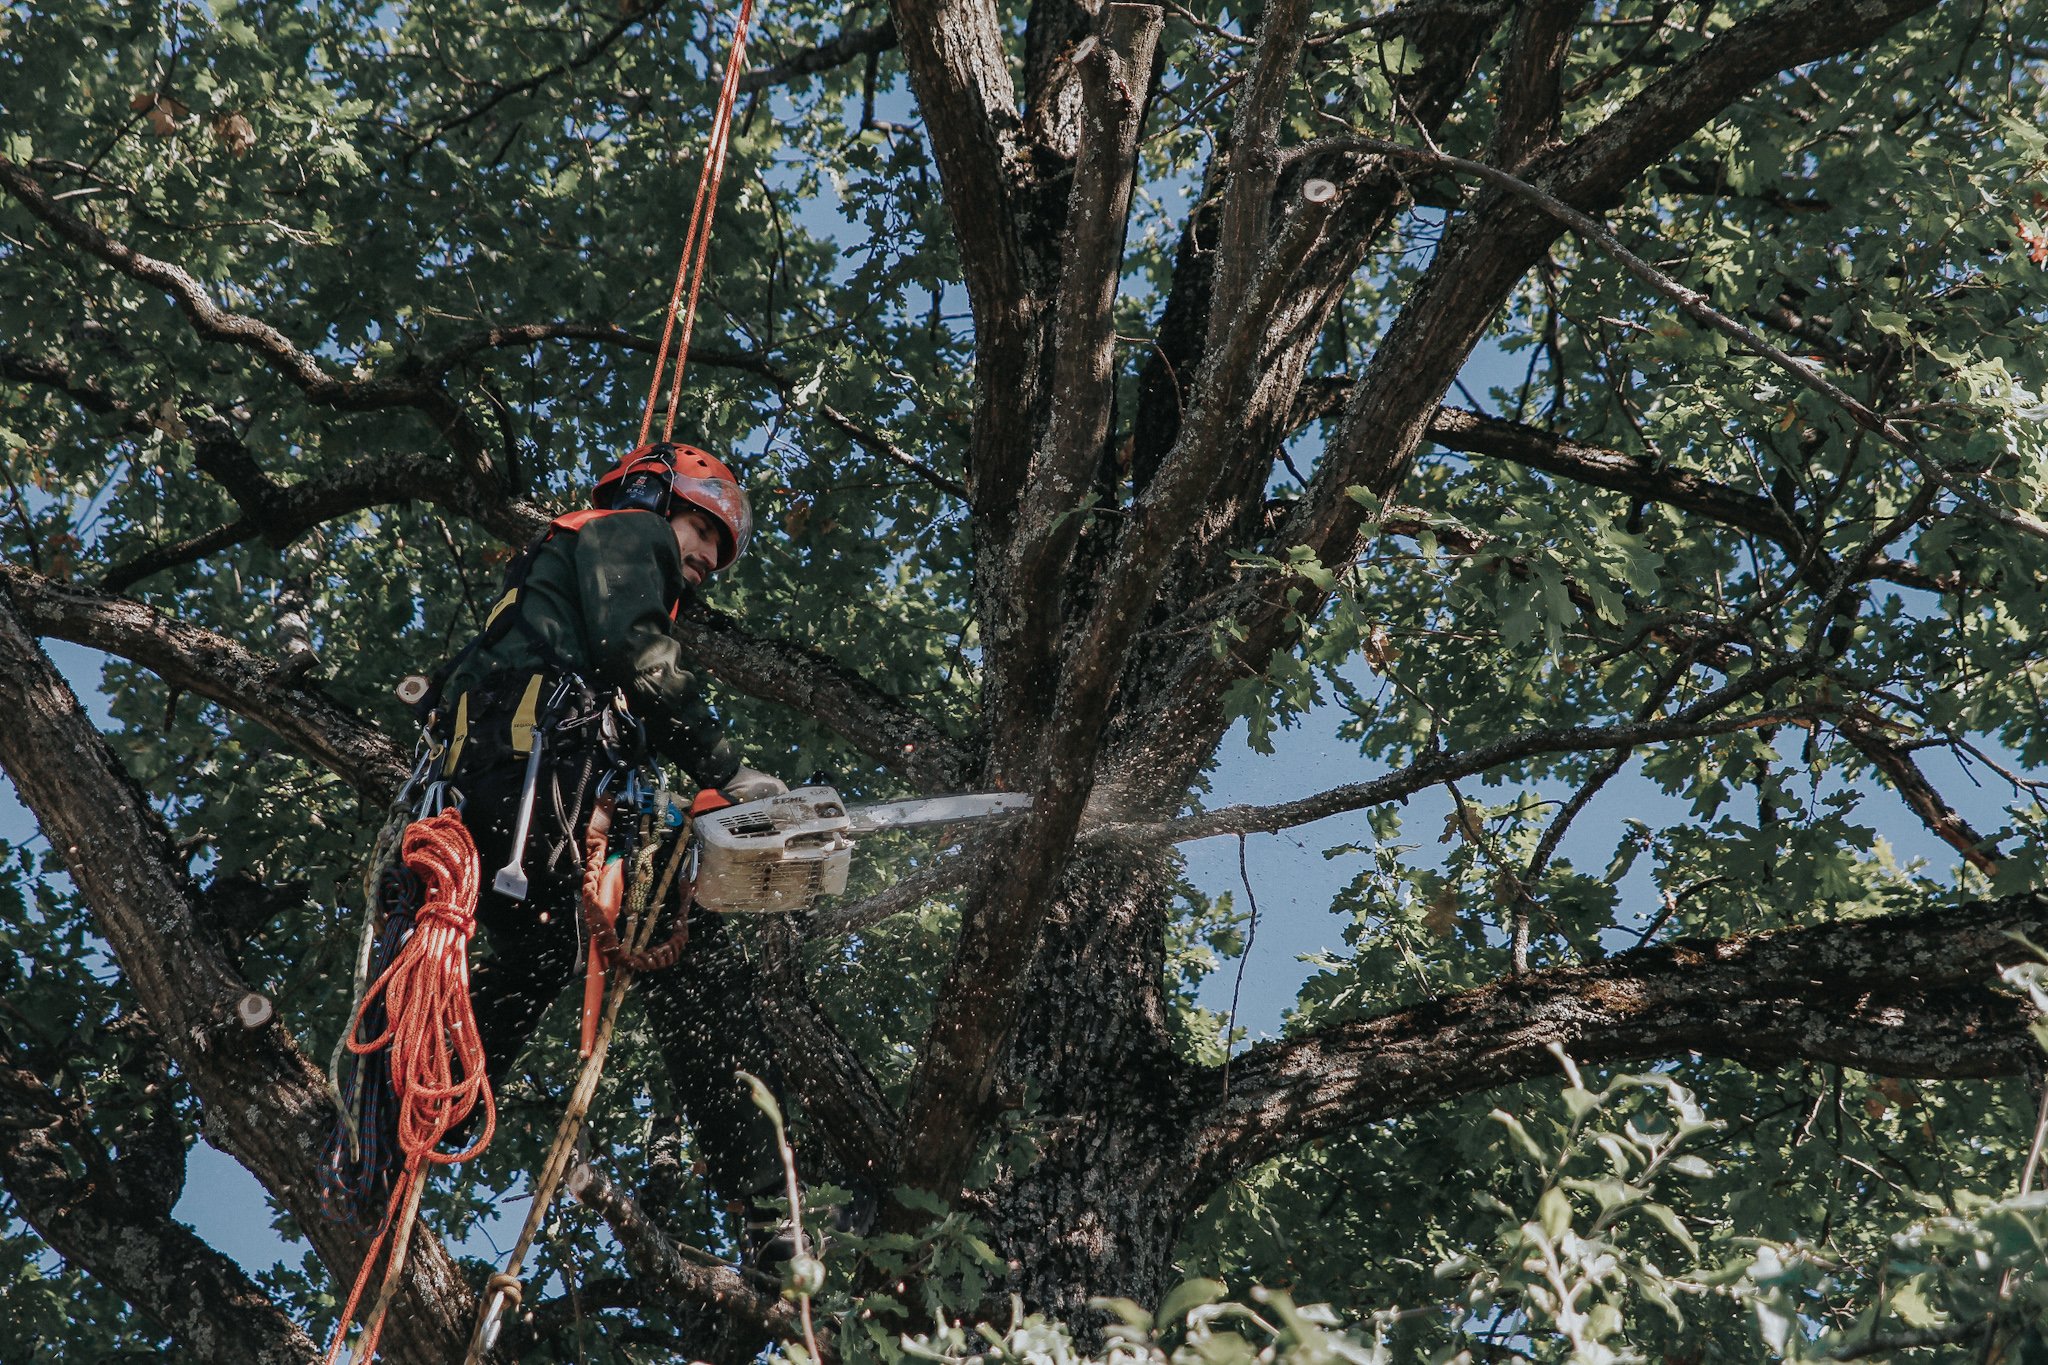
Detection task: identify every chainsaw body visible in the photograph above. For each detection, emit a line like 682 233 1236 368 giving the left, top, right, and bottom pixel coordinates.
693 786 855 913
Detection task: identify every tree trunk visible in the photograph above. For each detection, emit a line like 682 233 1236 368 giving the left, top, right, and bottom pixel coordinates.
990 844 1202 1324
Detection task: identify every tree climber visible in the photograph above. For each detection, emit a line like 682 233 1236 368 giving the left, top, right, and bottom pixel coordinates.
428 440 796 1264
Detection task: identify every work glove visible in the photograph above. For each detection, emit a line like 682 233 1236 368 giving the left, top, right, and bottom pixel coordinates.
691 765 788 814
723 766 789 802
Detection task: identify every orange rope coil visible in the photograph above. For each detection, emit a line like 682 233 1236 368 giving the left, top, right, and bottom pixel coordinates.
324 810 495 1365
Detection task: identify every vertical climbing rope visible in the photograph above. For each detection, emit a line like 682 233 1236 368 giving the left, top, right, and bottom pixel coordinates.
459 815 695 1365
635 0 761 447
323 810 495 1365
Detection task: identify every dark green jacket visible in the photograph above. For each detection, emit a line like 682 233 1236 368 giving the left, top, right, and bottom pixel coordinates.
443 509 740 788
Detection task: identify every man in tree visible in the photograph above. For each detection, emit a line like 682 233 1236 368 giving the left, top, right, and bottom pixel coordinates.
432 439 794 1260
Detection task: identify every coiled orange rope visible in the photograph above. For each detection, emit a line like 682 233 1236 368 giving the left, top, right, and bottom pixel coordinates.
323 810 495 1365
636 0 760 447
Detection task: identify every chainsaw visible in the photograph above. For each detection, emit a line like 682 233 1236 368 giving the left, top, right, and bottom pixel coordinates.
689 785 1032 914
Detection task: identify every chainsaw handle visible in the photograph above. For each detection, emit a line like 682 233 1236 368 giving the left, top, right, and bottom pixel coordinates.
690 788 732 815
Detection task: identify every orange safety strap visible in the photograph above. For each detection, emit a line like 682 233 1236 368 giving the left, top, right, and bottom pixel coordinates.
636 0 762 448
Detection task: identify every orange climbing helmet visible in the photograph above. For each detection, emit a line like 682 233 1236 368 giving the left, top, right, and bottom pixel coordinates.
592 442 753 570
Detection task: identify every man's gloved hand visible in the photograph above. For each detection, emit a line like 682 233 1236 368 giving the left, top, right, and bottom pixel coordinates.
721 765 789 803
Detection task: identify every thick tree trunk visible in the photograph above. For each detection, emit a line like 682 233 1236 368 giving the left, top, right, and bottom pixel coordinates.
989 844 1202 1323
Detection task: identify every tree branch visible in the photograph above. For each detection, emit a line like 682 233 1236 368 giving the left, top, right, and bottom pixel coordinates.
566 1162 803 1347
1313 131 2048 542
3 156 417 411
1110 0 1515 797
1838 712 2003 875
1094 701 1817 846
885 0 1030 337
751 919 900 1186
1485 0 1583 170
0 565 408 801
0 588 472 1363
1420 406 1940 593
1133 0 1939 807
416 321 969 498
807 836 994 938
1187 888 2048 1199
671 600 973 793
0 155 498 485
0 344 134 418
815 401 970 501
101 444 475 592
996 5 1167 766
0 1027 320 1364
740 18 899 93
416 0 676 145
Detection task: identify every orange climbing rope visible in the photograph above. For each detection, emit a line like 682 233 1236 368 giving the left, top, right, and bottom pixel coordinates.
636 0 761 447
323 810 495 1365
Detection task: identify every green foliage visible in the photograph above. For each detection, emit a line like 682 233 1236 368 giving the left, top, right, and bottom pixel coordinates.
900 1047 2048 1363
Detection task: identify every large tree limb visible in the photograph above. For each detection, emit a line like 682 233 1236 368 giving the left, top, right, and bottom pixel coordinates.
1205 0 1310 353
0 564 408 800
884 0 1031 352
1186 888 2048 1201
1112 0 1514 797
887 171 1349 1200
1486 1 1584 171
996 5 1165 770
0 1029 320 1364
0 589 472 1364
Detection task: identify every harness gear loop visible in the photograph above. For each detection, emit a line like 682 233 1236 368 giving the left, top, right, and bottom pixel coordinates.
636 0 760 447
322 810 495 1365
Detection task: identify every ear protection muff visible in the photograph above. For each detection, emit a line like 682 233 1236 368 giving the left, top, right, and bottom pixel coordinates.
616 459 675 516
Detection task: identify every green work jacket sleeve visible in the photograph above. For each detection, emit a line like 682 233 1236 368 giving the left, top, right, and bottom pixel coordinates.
571 511 742 790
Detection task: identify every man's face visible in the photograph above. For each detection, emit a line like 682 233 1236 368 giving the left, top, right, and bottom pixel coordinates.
670 506 722 586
